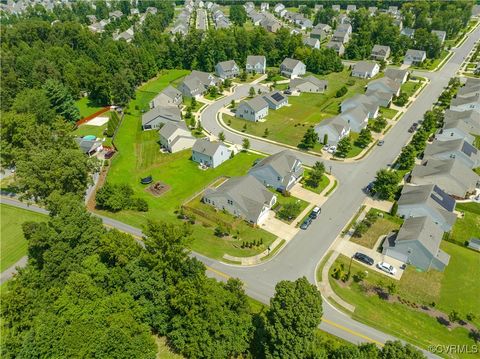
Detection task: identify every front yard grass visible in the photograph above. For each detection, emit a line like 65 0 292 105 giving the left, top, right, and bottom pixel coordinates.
380 107 398 120
227 68 369 150
1 204 47 272
329 253 479 356
350 209 403 249
101 69 278 260
412 50 450 71
272 192 309 224
301 171 330 194
401 80 420 98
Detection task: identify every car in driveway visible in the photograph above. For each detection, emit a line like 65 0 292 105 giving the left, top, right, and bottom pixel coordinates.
327 145 336 154
300 217 312 230
377 261 397 275
353 252 374 266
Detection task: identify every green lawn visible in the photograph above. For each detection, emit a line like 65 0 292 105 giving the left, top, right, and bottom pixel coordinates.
101 69 279 260
473 135 480 150
380 107 398 120
273 192 309 224
345 132 364 158
350 209 402 249
413 50 450 71
183 97 205 113
75 97 105 118
401 81 420 98
450 203 480 245
73 124 107 139
228 69 369 150
1 204 47 272
301 171 330 194
155 337 184 359
330 254 478 356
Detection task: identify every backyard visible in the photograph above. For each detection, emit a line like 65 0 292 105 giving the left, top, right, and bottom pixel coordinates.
226 69 370 151
97 69 282 259
329 246 480 357
450 202 480 245
1 204 47 272
75 97 105 118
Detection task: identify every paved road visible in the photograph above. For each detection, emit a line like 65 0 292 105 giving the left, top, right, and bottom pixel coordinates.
196 9 207 30
2 26 477 357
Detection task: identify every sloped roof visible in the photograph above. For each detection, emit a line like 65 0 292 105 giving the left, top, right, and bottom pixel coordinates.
246 55 266 67
290 76 327 90
281 57 303 70
424 139 478 159
192 138 227 157
399 184 456 212
142 106 182 126
241 96 269 112
372 45 390 55
353 61 378 74
405 49 426 58
159 122 189 140
451 93 480 106
385 68 408 83
216 60 238 72
249 149 302 179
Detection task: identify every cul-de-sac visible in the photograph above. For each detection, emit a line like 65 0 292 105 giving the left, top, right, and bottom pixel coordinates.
1 1 480 358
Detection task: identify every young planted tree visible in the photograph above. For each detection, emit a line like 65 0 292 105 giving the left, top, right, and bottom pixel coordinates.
355 128 372 148
218 131 226 141
396 144 416 170
263 128 269 138
371 116 388 133
242 138 250 151
372 169 400 200
335 136 352 157
248 86 256 97
299 127 319 150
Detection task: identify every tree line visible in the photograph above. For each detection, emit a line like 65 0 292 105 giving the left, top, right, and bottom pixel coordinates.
1 194 427 359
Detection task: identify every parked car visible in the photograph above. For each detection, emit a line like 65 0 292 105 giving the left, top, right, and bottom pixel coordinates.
300 217 312 230
408 125 416 133
364 182 374 193
327 145 336 154
284 89 292 95
309 206 321 219
377 140 384 146
377 261 397 275
353 252 374 266
322 144 330 151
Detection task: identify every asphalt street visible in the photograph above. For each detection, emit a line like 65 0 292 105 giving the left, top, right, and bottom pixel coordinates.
1 25 478 357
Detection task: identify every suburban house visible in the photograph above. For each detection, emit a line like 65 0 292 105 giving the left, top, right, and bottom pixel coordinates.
215 60 240 79
332 4 341 12
371 45 391 61
142 106 183 130
203 175 277 225
341 94 379 119
366 76 401 97
383 216 450 272
351 61 380 79
236 96 269 121
443 109 480 134
326 41 345 56
423 139 480 169
388 6 399 15
410 158 479 198
109 10 123 20
289 76 328 93
338 14 351 25
279 58 306 79
314 23 332 33
309 28 325 40
191 138 231 168
385 68 409 84
248 150 304 192
246 55 266 74
457 78 480 98
314 116 350 145
273 3 285 14
75 137 103 156
368 6 378 15
337 23 352 35
149 85 183 109
346 4 356 13
332 30 350 44
340 107 369 132
158 122 196 153
401 27 415 38
397 184 457 232
178 70 220 98
450 93 480 113
431 30 446 44
262 91 288 110
113 28 134 42
403 49 427 66
435 117 476 144
260 2 269 11
304 37 320 49
366 90 394 107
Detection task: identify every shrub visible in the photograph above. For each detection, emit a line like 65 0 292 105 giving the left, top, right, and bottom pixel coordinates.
335 86 348 98
353 271 367 282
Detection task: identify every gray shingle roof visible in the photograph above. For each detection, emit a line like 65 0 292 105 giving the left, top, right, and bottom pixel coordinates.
385 68 408 83
142 106 182 126
451 93 480 106
192 138 227 157
242 96 269 112
399 184 456 212
159 122 188 140
246 55 266 67
249 150 303 181
216 60 238 72
353 61 378 74
424 139 478 158
281 58 303 70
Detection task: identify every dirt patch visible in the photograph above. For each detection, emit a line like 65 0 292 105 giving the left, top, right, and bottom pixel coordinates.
146 181 171 197
86 167 108 212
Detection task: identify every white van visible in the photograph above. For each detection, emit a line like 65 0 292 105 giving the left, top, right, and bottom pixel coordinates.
310 206 321 219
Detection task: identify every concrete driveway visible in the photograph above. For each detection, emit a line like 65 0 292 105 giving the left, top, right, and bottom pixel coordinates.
260 210 300 241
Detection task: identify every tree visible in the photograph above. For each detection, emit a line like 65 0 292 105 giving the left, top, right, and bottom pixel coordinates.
230 5 247 26
396 144 416 170
410 129 429 152
12 88 56 124
230 100 235 108
43 79 80 122
355 128 372 148
248 86 256 97
386 282 397 297
240 71 248 82
371 116 388 133
208 86 218 97
313 7 338 26
191 97 197 108
218 131 226 141
335 86 348 97
448 310 461 323
353 221 368 237
242 138 250 151
299 127 319 150
263 278 323 358
393 92 409 106
335 136 352 157
263 128 269 138
372 169 400 200
380 340 426 359
323 134 328 145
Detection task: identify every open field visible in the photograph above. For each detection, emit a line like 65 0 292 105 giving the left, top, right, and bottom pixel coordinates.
329 250 479 357
100 69 281 259
75 97 105 118
227 69 369 150
1 204 47 272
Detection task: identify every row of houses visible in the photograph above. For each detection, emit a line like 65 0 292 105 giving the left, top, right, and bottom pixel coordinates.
315 67 408 145
210 5 231 29
171 3 193 36
383 78 480 272
203 150 304 224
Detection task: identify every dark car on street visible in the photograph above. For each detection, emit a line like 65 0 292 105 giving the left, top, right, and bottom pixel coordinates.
300 217 312 230
353 252 374 266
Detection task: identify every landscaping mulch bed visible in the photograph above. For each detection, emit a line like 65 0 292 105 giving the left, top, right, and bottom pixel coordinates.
146 181 171 197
